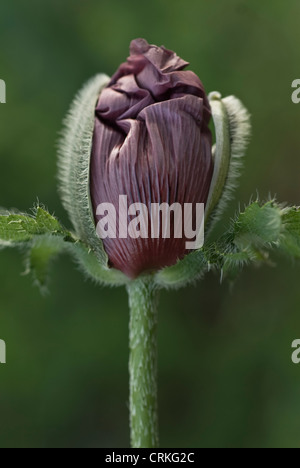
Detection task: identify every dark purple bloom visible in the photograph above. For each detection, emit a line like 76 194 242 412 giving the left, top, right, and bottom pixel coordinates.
90 39 213 278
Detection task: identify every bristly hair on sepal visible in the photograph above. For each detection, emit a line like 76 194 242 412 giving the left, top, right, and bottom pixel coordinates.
205 92 251 234
57 74 110 266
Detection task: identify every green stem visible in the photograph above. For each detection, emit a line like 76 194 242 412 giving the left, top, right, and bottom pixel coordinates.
127 278 159 448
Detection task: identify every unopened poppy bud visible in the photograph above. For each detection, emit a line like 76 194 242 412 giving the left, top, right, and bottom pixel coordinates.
90 39 213 278
58 39 250 281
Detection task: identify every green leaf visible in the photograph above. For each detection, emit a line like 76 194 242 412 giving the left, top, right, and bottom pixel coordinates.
0 205 129 289
0 214 39 245
26 235 128 292
27 235 67 292
234 201 282 249
279 207 300 257
35 207 65 233
0 207 69 247
223 250 250 273
156 201 287 288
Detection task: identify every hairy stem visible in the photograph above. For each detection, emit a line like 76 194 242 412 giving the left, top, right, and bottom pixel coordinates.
127 278 159 448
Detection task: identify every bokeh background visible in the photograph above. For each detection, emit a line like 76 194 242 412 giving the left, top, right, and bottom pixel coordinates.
1 0 300 448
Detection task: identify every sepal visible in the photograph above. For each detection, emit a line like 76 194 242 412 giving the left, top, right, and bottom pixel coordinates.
58 74 110 266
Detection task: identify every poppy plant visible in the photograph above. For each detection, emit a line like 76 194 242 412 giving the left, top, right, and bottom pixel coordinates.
0 39 299 448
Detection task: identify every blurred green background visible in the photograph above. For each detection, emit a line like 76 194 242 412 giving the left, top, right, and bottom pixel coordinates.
1 0 300 448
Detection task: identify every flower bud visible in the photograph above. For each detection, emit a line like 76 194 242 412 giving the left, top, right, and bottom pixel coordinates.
58 39 251 281
90 39 213 278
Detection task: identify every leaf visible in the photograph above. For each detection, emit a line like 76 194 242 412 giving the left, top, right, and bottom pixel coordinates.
234 201 282 249
0 214 39 245
156 201 290 288
0 207 69 247
0 207 71 291
27 235 67 292
35 207 64 233
0 205 129 290
26 235 128 292
279 207 300 257
223 250 250 274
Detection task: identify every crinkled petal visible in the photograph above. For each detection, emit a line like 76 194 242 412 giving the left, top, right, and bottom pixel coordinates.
96 74 154 122
103 39 210 129
91 95 213 278
130 38 189 72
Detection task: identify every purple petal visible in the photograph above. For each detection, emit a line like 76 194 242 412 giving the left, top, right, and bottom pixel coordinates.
96 75 154 122
91 95 213 278
90 39 213 278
